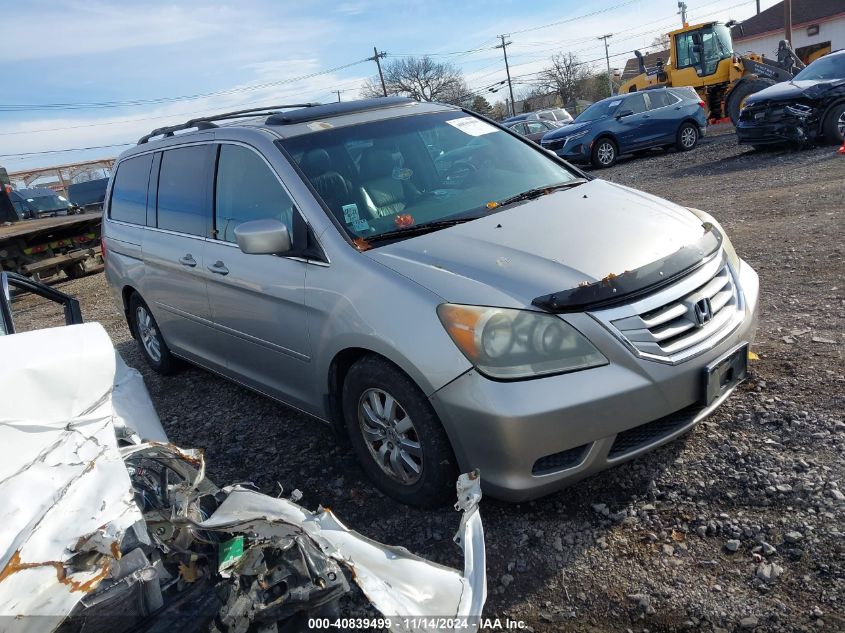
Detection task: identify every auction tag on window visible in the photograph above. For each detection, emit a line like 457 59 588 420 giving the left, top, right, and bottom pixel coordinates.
446 116 497 136
608 100 622 106
342 203 360 223
352 219 370 232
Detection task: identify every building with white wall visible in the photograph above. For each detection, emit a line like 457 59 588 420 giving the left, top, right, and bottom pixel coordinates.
731 0 845 64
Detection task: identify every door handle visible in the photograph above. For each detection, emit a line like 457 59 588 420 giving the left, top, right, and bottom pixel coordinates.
179 254 197 267
207 261 229 275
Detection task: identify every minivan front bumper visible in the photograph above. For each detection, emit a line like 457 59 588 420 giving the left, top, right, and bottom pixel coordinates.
430 260 759 502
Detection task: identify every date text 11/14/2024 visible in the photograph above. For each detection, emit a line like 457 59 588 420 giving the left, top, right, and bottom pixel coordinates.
307 617 529 630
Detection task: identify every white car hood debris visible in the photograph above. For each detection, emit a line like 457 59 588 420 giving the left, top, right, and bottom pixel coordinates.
0 323 486 632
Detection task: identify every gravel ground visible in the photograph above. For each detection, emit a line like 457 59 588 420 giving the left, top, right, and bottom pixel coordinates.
9 127 844 632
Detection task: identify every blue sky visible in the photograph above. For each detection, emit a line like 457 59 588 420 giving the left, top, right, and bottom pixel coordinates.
0 0 778 171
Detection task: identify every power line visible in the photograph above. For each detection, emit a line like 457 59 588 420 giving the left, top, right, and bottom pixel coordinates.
0 57 373 112
0 143 133 159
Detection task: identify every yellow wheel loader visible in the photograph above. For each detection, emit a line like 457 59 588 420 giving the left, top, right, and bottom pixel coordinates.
620 21 805 124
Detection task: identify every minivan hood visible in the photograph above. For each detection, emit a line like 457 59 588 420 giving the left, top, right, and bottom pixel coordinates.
366 179 707 309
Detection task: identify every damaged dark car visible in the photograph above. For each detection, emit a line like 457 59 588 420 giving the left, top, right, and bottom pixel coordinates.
737 49 845 148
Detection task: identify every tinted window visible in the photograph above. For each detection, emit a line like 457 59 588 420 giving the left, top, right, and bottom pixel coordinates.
215 144 295 243
110 154 152 224
648 91 677 109
624 94 647 114
157 145 210 236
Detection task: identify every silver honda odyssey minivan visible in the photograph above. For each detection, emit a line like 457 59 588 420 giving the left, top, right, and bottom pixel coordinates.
104 97 759 506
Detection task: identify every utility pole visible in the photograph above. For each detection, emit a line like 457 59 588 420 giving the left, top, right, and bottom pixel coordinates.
495 35 516 116
371 46 388 97
756 0 760 14
335 90 342 103
598 34 614 97
677 1 688 26
783 0 793 44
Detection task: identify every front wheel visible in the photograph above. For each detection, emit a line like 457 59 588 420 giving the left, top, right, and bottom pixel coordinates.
676 122 699 151
823 103 845 145
590 138 617 168
342 356 458 507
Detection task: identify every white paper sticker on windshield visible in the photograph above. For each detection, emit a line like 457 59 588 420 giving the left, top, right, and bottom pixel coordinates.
446 116 497 136
307 121 334 131
352 219 370 232
608 100 622 106
342 203 360 223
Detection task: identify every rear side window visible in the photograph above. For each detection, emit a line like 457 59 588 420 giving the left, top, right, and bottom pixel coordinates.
214 144 295 243
157 145 211 236
110 154 152 224
648 91 678 109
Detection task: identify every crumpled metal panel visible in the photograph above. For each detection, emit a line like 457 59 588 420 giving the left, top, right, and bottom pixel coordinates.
0 324 145 632
194 473 486 632
0 323 487 632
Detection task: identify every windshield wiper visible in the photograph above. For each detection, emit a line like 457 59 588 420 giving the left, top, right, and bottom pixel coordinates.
363 217 480 244
495 179 587 208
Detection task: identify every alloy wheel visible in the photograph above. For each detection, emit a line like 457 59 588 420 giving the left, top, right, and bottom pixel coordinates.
597 142 615 166
681 126 697 148
838 111 845 137
358 388 423 485
136 305 161 363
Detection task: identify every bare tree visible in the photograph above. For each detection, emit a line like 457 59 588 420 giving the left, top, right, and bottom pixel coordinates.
360 56 469 105
539 53 589 105
651 33 670 51
489 101 509 121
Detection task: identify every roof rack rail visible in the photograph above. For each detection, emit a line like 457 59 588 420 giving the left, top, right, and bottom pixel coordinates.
137 103 321 144
265 96 415 125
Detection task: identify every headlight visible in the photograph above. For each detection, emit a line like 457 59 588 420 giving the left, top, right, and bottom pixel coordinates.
685 207 740 271
437 304 607 380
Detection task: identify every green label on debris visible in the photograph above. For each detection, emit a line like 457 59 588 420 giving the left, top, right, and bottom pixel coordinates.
218 535 244 572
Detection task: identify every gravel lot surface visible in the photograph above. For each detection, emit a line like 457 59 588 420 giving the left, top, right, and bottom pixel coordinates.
10 127 844 632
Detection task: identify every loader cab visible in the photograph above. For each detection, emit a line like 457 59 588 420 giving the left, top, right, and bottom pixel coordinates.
671 22 734 82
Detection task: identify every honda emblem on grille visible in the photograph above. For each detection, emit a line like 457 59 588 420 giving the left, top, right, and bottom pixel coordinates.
693 298 713 327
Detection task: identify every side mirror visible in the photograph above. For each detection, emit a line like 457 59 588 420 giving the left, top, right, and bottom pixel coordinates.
234 219 292 255
616 109 634 118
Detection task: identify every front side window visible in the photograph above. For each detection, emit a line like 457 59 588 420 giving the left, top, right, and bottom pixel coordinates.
157 145 211 236
215 144 296 243
110 154 153 225
526 121 548 134
280 111 581 244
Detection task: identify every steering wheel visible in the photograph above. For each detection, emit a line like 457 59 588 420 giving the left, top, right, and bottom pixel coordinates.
443 160 478 185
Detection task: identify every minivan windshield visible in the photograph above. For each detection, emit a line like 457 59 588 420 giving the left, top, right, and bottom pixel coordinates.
280 111 581 244
574 99 621 122
793 53 845 81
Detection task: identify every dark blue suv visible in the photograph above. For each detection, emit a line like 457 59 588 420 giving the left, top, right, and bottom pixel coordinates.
541 87 707 168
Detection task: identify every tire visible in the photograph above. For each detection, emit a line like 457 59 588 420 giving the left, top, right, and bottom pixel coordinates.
726 78 775 125
64 262 86 279
676 122 699 151
341 355 458 507
129 292 177 374
822 103 845 145
590 137 617 168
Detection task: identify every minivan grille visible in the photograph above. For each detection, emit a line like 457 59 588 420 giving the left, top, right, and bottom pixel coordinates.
607 263 739 360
